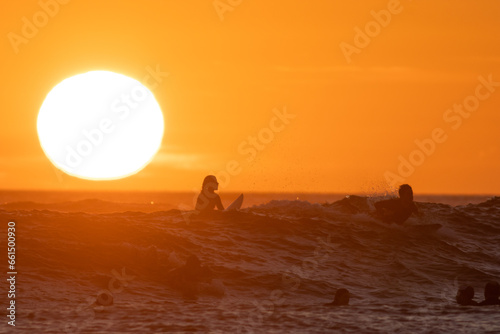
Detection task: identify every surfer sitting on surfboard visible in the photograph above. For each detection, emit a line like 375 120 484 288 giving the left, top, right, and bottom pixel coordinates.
195 175 224 214
374 184 419 224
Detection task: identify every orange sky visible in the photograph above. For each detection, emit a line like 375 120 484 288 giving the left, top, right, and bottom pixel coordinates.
1 0 499 194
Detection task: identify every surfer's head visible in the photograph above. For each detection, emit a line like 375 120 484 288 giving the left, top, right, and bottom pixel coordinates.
96 291 114 306
332 288 350 306
484 281 500 300
456 285 474 305
202 175 219 192
399 184 413 202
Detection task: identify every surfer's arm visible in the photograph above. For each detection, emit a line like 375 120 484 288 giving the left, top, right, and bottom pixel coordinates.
195 193 209 212
215 195 224 211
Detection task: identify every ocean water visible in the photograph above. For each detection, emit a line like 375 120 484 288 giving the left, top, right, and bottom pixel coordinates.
0 192 499 333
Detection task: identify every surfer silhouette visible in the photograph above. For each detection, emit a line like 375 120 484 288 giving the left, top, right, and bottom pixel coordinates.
326 288 350 306
374 184 418 224
456 285 478 306
195 175 224 213
478 281 500 306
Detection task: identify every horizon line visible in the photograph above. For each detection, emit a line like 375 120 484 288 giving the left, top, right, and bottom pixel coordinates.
0 188 497 197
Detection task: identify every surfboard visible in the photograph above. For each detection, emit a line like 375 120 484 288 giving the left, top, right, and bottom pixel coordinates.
225 194 244 211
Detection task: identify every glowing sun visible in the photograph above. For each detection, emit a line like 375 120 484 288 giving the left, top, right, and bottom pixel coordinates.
37 71 164 180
